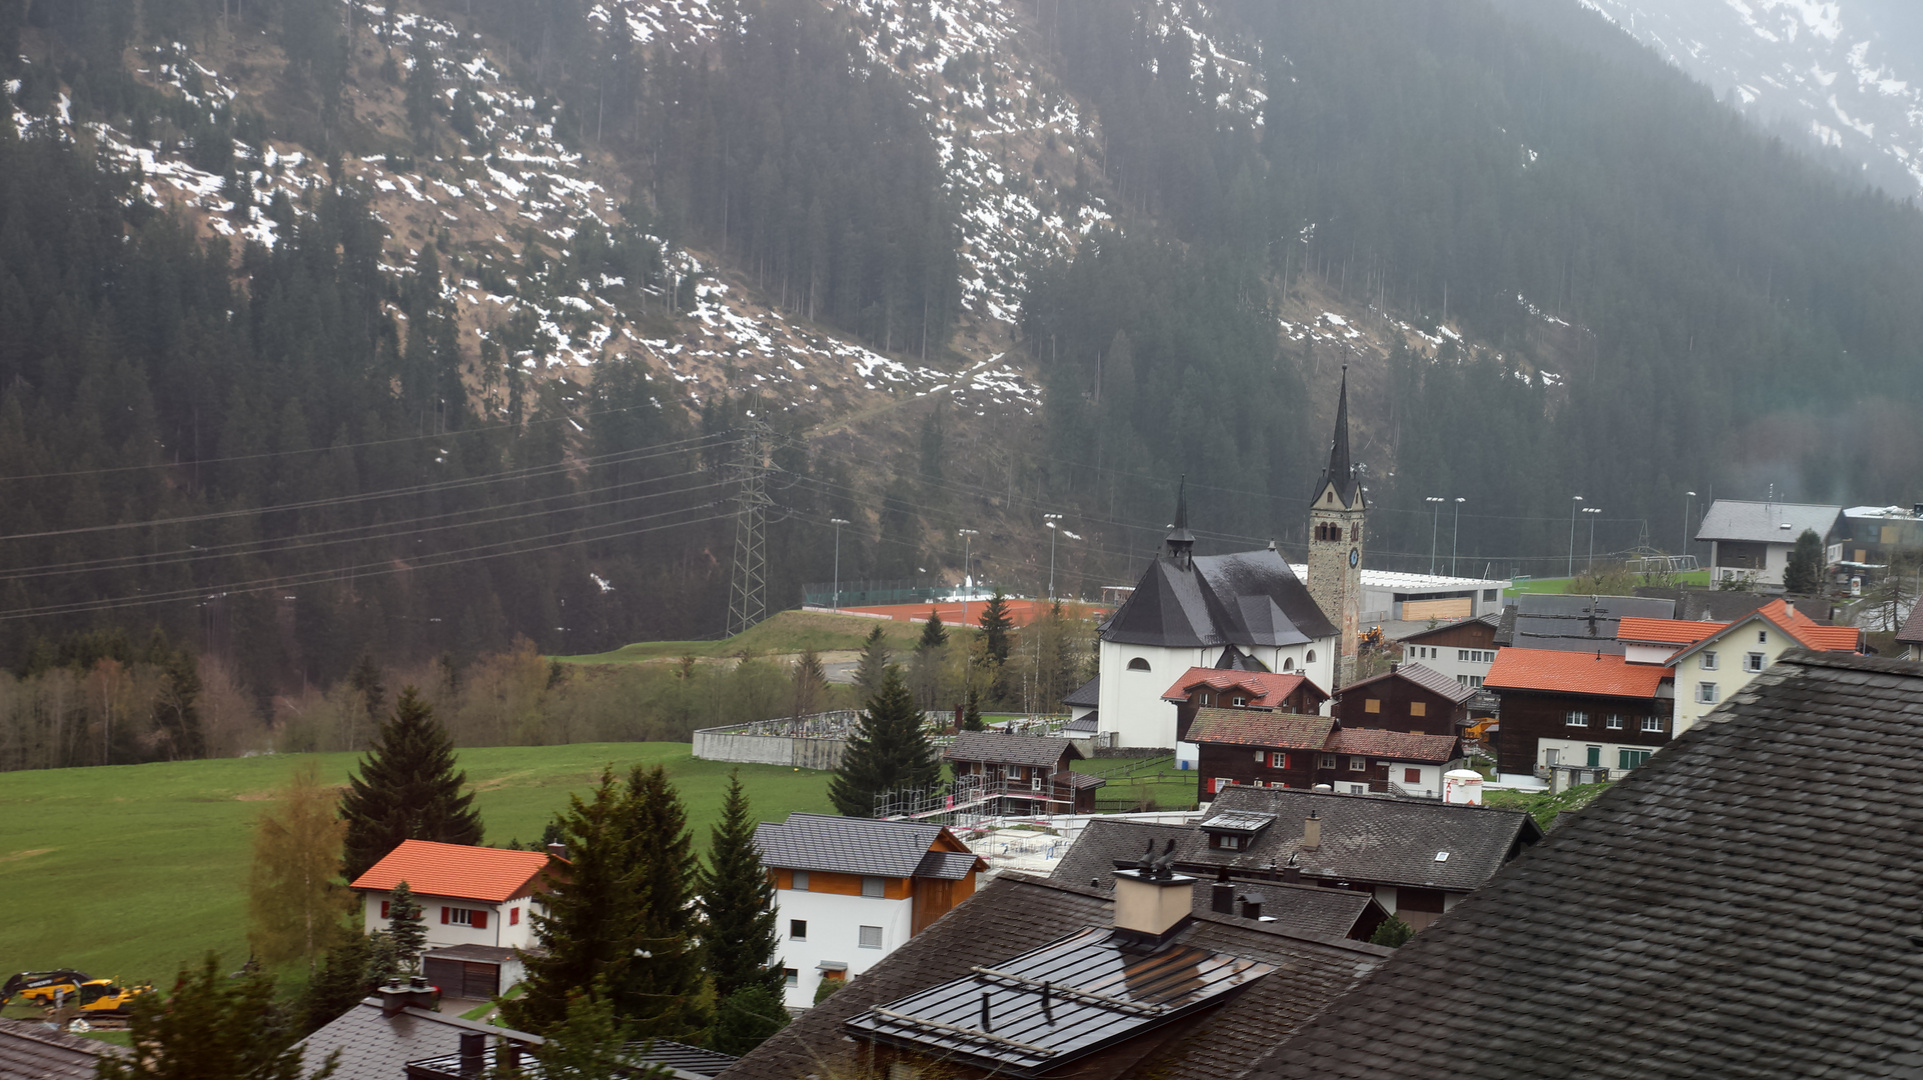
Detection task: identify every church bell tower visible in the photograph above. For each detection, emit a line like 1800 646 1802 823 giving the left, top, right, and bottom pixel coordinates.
1306 367 1365 687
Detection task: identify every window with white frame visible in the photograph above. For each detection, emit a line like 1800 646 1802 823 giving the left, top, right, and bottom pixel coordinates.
1697 682 1719 704
790 919 807 940
1700 651 1719 670
1757 630 1768 644
446 907 476 927
1642 715 1665 732
1347 784 1368 794
1320 754 1337 768
1566 711 1589 727
1745 652 1765 673
1270 751 1288 768
784 968 799 987
1605 713 1623 729
858 926 883 949
1348 756 1367 771
1233 696 1248 707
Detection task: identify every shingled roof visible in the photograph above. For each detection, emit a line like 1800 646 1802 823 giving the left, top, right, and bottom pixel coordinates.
1337 661 1475 705
1324 728 1458 762
753 813 981 879
1051 788 1538 895
1187 708 1334 751
1484 648 1672 698
719 873 1389 1080
1062 675 1101 708
1900 602 1923 646
1694 499 1843 544
0 1019 123 1080
1161 667 1327 708
1102 547 1337 649
348 841 554 903
1494 594 1676 654
1244 651 1923 1079
942 731 1081 768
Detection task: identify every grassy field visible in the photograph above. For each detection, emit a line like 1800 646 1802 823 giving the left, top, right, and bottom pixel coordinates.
1075 756 1199 811
0 744 835 989
1505 570 1710 596
557 609 922 664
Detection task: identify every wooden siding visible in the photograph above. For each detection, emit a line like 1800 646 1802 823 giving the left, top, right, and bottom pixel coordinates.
1400 620 1497 649
1494 690 1674 773
1333 675 1466 736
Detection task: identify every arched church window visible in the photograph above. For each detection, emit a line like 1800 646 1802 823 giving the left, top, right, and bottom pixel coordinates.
1283 657 1295 671
1306 650 1317 664
1127 657 1151 671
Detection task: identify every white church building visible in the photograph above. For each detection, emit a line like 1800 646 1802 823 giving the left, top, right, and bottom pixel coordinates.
1094 370 1366 750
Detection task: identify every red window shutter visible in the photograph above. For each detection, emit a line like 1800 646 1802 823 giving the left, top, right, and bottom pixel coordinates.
472 910 488 930
1206 777 1217 794
441 907 450 924
510 907 520 925
381 901 390 919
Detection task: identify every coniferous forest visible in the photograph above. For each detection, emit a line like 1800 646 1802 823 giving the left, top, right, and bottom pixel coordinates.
7 0 1923 766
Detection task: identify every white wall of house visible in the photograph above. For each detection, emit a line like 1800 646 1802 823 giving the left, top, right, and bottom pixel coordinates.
1710 540 1793 586
772 888 916 1010
1535 736 1666 774
1672 619 1799 734
360 892 538 951
1398 643 1495 689
1097 639 1335 749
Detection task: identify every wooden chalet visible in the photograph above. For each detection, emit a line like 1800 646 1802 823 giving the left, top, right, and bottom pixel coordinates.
1332 662 1475 736
941 731 1106 813
1161 666 1330 746
1187 708 1462 801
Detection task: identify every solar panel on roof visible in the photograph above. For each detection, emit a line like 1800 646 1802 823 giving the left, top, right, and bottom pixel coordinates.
845 926 1274 1076
1197 811 1275 834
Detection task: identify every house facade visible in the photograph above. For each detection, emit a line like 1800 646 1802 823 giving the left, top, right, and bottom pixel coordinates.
1331 662 1475 736
1187 709 1461 801
941 731 1105 813
1695 499 1843 586
1395 615 1500 687
755 813 985 1009
349 840 557 1000
1665 600 1861 734
1483 648 1674 780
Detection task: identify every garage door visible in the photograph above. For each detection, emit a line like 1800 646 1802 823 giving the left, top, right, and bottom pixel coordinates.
422 959 499 1001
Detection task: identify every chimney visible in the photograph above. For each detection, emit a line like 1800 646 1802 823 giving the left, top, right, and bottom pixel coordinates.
1281 853 1303 883
459 1032 485 1078
1112 868 1197 941
1238 892 1264 920
1302 810 1322 852
499 1040 525 1075
377 976 439 1017
1913 503 1922 517
546 842 568 860
1389 662 1399 674
1211 866 1235 915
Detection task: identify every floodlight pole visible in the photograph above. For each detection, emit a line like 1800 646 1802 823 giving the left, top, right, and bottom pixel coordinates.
830 518 850 613
1568 496 1584 577
959 528 979 623
1584 506 1603 570
1044 513 1064 600
1452 497 1466 577
1426 496 1445 574
1684 491 1696 558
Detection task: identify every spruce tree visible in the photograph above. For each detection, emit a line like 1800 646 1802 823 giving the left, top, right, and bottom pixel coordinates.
853 625 890 700
1784 528 1824 594
829 666 940 817
699 770 781 1001
387 881 428 974
978 589 1013 666
98 954 332 1080
961 688 986 732
338 687 484 880
709 985 789 1056
917 609 947 651
524 985 636 1080
502 770 643 1036
791 648 828 717
618 765 708 1041
299 934 376 1034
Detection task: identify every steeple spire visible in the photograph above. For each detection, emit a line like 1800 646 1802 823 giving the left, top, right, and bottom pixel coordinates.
1166 474 1195 567
1315 365 1361 507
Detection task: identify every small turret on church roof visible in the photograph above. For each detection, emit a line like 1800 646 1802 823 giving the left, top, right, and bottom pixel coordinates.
1314 367 1364 508
1166 474 1196 564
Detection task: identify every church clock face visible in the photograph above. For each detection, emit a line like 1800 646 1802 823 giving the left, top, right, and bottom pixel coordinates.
1348 547 1359 568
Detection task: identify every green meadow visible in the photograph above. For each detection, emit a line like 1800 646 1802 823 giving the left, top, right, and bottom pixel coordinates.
0 745 836 989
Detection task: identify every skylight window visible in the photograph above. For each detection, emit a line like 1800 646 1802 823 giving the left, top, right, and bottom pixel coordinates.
1434 851 1450 862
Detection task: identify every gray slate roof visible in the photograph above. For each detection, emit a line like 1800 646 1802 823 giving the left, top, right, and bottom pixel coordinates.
1052 788 1539 893
1898 602 1923 646
912 849 982 880
754 813 953 877
1494 593 1675 654
1338 661 1475 704
1062 675 1101 708
942 731 1081 768
1395 612 1498 644
1695 499 1843 544
1245 651 1923 1080
717 874 1389 1080
1051 819 1380 940
299 998 537 1080
1103 547 1337 649
0 1019 122 1080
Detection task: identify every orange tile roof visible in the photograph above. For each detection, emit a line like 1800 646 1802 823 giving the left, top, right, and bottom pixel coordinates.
1616 617 1725 646
1756 600 1860 652
1187 709 1335 751
1326 728 1460 763
349 840 554 903
1161 668 1325 707
1484 648 1671 699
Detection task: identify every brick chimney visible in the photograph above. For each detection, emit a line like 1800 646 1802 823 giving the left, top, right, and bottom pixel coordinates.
1211 866 1236 915
459 1032 485 1078
378 975 439 1017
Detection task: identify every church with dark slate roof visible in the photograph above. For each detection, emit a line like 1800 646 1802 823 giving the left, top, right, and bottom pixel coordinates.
1094 372 1361 750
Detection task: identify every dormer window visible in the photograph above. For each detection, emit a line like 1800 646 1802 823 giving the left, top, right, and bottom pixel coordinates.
1199 692 1212 706
1232 696 1248 707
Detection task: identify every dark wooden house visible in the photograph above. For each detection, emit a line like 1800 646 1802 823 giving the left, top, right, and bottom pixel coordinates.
1332 662 1476 736
1187 709 1462 801
1162 667 1331 744
942 731 1106 813
1483 647 1673 780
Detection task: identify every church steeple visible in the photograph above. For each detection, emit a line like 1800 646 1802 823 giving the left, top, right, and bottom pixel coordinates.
1166 474 1195 568
1314 366 1362 509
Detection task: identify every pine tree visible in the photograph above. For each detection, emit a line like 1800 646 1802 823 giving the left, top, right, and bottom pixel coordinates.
1784 529 1824 594
699 770 781 1001
618 764 708 1041
917 609 947 651
961 687 985 732
709 985 789 1056
299 934 377 1034
247 762 349 971
1368 915 1414 948
523 985 636 1080
791 648 827 717
338 687 484 880
829 666 939 817
502 770 642 1036
387 881 428 973
978 589 1013 666
97 954 333 1080
853 625 890 700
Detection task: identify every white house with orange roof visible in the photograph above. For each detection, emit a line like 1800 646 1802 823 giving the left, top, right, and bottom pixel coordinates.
350 840 559 999
1658 600 1861 734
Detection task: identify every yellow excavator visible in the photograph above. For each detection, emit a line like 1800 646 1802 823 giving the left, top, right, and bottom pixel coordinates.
1 970 152 1016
